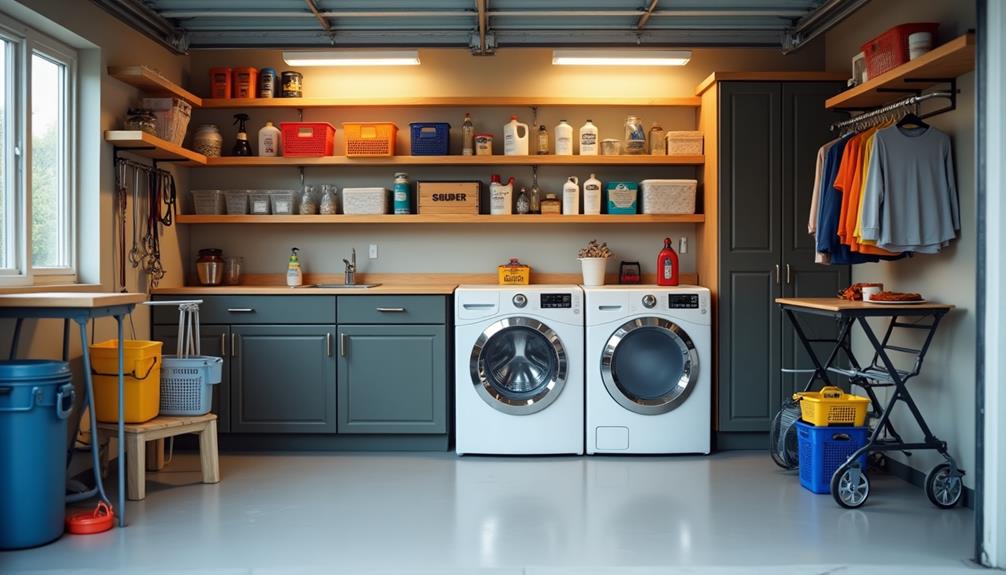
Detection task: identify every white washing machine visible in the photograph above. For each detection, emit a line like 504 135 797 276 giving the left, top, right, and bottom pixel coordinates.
455 285 584 455
584 285 711 455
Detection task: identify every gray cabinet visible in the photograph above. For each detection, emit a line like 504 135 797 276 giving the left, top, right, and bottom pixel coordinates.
230 325 337 434
337 325 447 434
152 324 231 432
717 81 849 434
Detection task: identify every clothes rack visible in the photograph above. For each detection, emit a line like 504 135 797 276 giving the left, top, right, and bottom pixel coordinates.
830 91 955 132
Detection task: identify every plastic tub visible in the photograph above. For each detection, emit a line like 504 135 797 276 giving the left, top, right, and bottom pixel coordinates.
861 22 939 78
640 179 697 214
0 360 75 549
796 421 869 494
410 122 450 156
191 190 224 215
160 356 223 416
89 340 162 424
248 191 272 215
269 190 298 215
224 190 249 215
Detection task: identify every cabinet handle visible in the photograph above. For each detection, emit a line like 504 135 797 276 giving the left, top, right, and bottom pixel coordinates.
786 264 792 285
231 334 239 357
339 333 347 357
220 333 228 358
376 307 406 313
775 264 781 284
326 333 333 357
227 308 254 313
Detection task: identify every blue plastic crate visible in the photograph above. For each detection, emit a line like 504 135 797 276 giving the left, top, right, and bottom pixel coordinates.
796 421 869 494
410 122 450 156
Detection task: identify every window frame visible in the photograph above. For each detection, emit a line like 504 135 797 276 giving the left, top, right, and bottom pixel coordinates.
0 13 78 286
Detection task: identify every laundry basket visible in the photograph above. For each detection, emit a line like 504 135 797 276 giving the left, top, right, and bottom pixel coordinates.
148 300 223 416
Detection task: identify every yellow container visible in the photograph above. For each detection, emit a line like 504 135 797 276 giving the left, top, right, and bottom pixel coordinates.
89 340 162 423
794 386 870 427
498 259 530 285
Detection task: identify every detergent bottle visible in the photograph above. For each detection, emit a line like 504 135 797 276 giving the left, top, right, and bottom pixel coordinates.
562 176 580 215
286 247 303 287
503 116 529 156
656 238 679 286
490 175 515 215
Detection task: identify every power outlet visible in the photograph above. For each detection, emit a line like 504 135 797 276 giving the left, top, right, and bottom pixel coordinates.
369 244 378 259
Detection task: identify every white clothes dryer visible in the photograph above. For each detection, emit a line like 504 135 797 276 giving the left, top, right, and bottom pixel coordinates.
455 285 584 455
583 285 711 455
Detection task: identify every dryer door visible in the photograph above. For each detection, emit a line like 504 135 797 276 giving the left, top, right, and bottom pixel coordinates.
470 317 568 415
600 317 699 415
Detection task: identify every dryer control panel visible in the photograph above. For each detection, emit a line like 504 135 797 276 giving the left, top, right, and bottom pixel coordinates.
669 294 700 309
541 293 574 309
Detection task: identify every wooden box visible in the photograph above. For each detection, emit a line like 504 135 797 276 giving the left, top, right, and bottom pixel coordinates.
417 181 480 215
498 259 531 285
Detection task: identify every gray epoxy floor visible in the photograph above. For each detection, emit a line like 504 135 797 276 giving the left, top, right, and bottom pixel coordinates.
1 452 979 574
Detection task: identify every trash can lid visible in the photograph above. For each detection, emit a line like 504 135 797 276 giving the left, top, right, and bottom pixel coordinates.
0 360 71 381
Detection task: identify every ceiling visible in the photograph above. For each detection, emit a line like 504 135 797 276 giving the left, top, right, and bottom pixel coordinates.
93 0 869 54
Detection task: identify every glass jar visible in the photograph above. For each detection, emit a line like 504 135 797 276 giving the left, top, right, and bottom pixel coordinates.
320 184 338 215
623 115 646 155
649 122 666 155
300 186 319 215
192 124 223 158
125 109 158 136
195 248 224 286
223 256 244 285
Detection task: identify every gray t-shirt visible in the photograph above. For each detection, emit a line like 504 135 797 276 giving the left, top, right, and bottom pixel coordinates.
860 125 959 254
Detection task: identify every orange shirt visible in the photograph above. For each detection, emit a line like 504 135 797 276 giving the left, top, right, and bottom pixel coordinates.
834 128 900 256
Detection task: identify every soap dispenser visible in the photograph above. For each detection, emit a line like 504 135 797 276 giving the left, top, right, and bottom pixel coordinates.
287 247 303 287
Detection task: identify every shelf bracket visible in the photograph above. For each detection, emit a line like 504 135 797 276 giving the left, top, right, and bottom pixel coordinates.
299 167 305 193
297 108 304 122
531 106 539 129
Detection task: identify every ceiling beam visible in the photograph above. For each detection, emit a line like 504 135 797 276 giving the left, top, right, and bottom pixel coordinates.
157 9 811 19
477 0 488 54
636 0 660 30
303 0 332 33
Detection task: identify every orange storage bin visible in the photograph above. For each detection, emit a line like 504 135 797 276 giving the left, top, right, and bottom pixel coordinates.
232 67 258 99
90 340 162 423
342 122 398 157
209 67 231 99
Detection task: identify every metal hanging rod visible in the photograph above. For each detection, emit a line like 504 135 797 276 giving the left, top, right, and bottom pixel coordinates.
830 91 955 132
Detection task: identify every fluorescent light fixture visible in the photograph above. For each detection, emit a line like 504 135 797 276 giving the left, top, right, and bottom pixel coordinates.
552 49 691 66
282 50 420 67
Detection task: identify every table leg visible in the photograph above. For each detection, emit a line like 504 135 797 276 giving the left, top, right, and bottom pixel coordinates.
76 319 110 506
9 317 22 359
784 310 853 392
116 314 126 526
62 319 70 361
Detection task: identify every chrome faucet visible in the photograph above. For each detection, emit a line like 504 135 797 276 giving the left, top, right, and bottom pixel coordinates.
342 248 357 286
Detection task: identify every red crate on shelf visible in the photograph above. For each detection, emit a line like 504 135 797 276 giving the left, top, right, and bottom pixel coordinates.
280 122 336 157
860 22 939 79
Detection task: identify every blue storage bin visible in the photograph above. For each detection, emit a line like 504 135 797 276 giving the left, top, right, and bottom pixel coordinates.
0 361 75 549
410 122 450 156
796 420 869 494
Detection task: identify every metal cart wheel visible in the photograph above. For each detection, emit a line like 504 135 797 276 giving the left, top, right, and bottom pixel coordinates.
925 463 963 509
831 464 870 509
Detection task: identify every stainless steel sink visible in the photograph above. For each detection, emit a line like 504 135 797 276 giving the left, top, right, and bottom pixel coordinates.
309 283 382 289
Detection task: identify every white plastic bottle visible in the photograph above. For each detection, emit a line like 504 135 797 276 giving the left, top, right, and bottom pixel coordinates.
503 116 529 156
258 121 282 157
583 173 602 214
489 175 514 215
286 247 303 287
579 120 599 156
562 176 580 215
555 120 574 156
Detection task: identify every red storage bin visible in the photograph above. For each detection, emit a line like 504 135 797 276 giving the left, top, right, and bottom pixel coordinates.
280 122 336 157
861 22 938 79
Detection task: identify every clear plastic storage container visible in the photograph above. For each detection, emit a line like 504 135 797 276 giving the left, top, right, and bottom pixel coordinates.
191 190 224 215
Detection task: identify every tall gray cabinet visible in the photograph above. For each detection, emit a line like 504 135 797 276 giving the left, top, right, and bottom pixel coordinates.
713 80 849 445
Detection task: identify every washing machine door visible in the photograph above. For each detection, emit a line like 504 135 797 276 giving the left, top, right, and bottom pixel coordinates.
470 317 567 415
601 317 699 415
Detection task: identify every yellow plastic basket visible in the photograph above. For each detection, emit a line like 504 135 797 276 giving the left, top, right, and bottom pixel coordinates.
793 386 870 427
89 340 162 423
343 122 398 157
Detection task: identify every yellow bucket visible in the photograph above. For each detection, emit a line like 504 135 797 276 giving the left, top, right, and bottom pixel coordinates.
89 340 162 423
794 386 870 427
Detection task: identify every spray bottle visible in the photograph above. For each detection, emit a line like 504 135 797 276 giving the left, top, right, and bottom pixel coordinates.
287 247 303 287
232 113 253 156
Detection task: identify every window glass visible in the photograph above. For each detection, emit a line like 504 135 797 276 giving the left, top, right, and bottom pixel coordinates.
0 40 10 271
30 52 67 269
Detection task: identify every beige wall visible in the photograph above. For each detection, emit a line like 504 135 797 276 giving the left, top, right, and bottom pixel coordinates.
184 45 825 282
825 0 977 486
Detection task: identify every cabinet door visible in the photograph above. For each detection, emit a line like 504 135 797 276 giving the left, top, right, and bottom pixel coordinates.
152 324 231 433
337 325 447 434
780 82 851 399
231 325 337 433
717 81 783 432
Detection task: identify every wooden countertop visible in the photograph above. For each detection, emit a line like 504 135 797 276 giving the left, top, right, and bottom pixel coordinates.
776 297 954 313
151 285 458 296
0 292 147 308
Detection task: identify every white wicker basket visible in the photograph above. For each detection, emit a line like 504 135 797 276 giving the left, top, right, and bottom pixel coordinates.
342 187 389 215
640 179 698 214
665 131 704 156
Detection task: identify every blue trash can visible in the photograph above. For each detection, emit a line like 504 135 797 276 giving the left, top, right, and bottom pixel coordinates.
0 360 75 549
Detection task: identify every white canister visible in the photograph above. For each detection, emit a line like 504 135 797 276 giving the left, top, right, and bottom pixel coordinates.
562 176 580 215
490 176 514 215
908 32 933 60
555 120 574 156
861 285 884 302
579 257 606 286
583 173 602 215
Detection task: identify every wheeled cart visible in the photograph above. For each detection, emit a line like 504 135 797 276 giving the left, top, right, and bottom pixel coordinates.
775 297 964 509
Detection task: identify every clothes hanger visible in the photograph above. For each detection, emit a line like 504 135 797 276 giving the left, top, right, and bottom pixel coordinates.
896 100 929 129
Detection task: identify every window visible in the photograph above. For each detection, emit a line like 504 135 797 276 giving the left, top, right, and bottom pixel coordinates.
0 15 76 284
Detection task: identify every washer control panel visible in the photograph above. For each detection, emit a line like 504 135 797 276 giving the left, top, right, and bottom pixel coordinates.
512 294 528 308
541 293 574 309
669 293 700 309
642 294 657 308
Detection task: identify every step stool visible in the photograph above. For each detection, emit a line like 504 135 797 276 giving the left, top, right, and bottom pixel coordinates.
96 413 220 501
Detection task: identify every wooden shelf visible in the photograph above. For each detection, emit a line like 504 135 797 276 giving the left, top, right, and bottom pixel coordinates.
826 33 975 110
107 66 203 107
176 214 705 225
104 131 207 164
200 96 702 109
203 154 703 167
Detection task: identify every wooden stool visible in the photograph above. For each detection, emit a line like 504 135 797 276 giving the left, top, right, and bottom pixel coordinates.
96 413 220 501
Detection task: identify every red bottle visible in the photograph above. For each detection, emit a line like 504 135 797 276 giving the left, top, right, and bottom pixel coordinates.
657 238 679 286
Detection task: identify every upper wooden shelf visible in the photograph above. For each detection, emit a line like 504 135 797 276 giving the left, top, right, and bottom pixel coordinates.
826 33 975 110
108 66 203 107
176 214 705 225
203 155 704 167
200 96 702 109
104 131 207 164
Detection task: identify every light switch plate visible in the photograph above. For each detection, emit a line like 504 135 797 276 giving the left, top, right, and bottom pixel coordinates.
369 244 378 259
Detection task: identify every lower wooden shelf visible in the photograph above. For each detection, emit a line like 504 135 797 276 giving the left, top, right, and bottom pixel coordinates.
176 214 705 224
